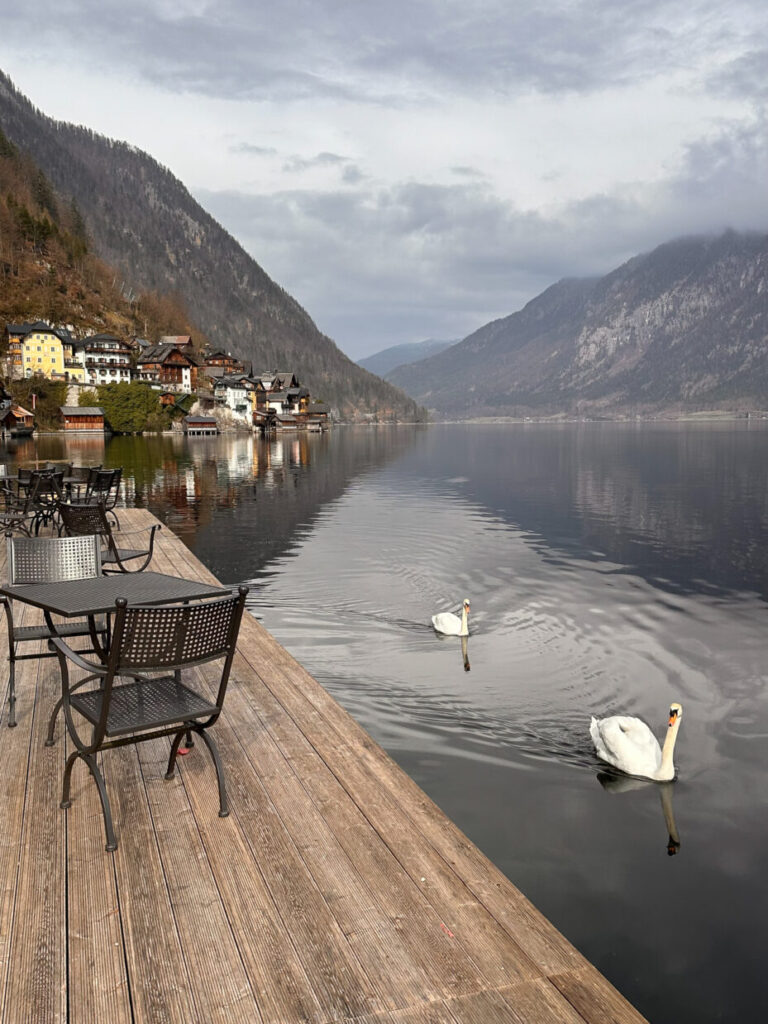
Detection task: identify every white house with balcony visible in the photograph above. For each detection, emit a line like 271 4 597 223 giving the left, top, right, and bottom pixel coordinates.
72 333 132 386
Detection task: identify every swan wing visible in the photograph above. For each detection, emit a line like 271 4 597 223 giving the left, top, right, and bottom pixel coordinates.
590 715 662 777
432 612 461 635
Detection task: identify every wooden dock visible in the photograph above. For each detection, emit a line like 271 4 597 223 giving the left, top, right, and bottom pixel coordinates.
0 509 648 1023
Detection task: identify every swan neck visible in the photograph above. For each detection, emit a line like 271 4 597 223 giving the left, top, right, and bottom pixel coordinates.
460 606 468 636
659 717 681 774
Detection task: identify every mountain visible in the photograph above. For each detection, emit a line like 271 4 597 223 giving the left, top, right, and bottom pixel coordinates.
388 231 768 418
0 71 425 422
0 125 208 347
358 338 457 378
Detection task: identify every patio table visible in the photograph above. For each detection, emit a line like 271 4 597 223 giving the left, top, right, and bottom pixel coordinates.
0 571 230 619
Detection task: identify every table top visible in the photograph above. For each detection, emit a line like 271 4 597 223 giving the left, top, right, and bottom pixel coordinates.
0 571 230 617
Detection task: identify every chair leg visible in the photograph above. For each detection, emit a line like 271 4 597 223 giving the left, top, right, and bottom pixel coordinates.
62 751 117 851
87 755 118 852
165 729 187 779
197 728 230 817
45 696 62 745
7 658 16 728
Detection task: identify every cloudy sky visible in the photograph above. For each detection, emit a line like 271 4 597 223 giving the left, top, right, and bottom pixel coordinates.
1 1 766 359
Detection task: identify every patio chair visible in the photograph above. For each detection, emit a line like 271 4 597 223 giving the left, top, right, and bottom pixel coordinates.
58 500 160 573
2 534 107 729
64 464 101 501
28 469 64 534
75 468 122 528
0 472 52 537
52 585 248 851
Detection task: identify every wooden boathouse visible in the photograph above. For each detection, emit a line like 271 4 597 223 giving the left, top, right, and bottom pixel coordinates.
59 405 107 432
0 510 648 1023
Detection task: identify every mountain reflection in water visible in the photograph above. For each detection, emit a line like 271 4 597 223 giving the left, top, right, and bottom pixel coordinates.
4 420 768 1024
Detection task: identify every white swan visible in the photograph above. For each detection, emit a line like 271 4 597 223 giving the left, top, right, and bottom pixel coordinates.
432 599 470 636
590 702 682 781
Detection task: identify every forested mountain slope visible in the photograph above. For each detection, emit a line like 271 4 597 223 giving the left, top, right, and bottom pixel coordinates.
0 71 424 421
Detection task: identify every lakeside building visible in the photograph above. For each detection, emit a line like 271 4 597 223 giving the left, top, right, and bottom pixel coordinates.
76 333 132 386
0 403 35 437
59 406 108 433
136 343 199 391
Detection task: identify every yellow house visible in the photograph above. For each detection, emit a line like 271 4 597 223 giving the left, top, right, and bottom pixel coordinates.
20 321 66 379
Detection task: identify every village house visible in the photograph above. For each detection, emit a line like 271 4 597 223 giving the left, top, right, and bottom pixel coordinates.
136 343 199 392
158 335 195 351
213 375 253 421
265 386 310 417
4 321 71 380
204 349 248 374
73 333 132 386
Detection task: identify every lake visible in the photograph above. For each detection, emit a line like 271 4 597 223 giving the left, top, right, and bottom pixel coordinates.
4 421 768 1023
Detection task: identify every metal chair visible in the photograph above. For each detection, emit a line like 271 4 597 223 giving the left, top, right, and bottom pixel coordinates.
52 586 248 851
78 468 123 528
64 464 101 501
28 469 64 534
2 534 107 728
0 473 52 537
58 500 160 573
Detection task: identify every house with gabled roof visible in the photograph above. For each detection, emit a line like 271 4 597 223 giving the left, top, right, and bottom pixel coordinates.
136 343 199 391
4 320 71 380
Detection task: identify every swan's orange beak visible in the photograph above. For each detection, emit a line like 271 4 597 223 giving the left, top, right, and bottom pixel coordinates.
668 710 678 727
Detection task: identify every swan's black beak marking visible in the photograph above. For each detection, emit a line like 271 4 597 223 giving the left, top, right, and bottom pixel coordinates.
668 709 678 726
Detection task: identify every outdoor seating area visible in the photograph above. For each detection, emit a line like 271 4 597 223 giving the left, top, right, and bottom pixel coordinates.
0 462 123 536
0 507 647 1023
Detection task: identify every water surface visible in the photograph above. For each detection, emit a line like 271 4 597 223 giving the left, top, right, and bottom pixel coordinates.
5 422 768 1023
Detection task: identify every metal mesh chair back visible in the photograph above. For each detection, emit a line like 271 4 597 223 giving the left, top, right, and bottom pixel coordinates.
69 464 99 485
29 469 64 501
58 501 109 539
85 468 122 509
7 534 102 585
114 591 244 671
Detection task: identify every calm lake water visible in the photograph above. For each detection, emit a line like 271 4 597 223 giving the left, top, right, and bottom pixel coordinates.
4 422 768 1023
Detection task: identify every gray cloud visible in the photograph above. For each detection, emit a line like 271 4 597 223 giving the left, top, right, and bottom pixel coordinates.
282 151 351 173
8 0 767 105
198 110 768 358
231 142 278 156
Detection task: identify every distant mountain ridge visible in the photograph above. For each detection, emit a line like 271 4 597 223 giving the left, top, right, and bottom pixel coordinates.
358 338 457 378
0 71 425 421
388 231 768 418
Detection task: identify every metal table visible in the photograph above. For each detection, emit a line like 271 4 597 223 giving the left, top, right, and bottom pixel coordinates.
0 571 230 618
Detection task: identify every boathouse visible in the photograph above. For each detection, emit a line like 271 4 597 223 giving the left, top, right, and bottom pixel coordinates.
183 414 218 435
59 405 107 432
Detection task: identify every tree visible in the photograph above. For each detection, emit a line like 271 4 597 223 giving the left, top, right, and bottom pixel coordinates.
8 374 67 431
95 381 167 434
78 389 99 407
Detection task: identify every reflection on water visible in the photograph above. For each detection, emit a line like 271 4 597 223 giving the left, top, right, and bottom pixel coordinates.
597 772 681 856
4 421 768 1023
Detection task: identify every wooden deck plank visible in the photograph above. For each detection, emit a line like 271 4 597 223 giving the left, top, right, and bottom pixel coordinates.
2 633 66 1024
136 739 260 1023
166 751 328 1024
106 743 199 1022
0 622 41 1022
550 965 647 1024
0 510 649 1024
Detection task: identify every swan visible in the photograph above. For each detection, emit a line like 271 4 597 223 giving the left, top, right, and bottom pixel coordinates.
590 702 682 781
431 599 470 636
